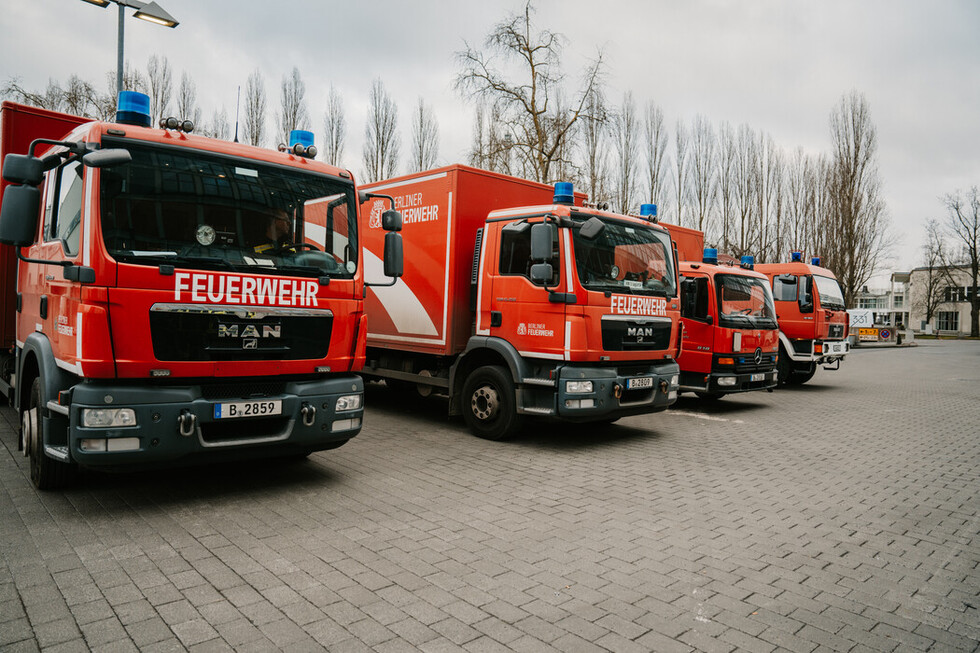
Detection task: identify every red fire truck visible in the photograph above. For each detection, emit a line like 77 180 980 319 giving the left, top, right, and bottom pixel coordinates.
662 221 779 399
359 165 681 440
0 94 402 489
754 253 849 384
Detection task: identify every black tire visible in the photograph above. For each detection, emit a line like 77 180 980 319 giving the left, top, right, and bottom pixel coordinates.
26 378 75 490
695 392 727 401
776 347 793 385
461 365 522 441
788 363 817 385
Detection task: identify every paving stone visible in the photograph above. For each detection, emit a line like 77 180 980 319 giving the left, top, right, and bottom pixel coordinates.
1 342 978 652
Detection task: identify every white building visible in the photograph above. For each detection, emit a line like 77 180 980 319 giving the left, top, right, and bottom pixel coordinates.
907 265 977 336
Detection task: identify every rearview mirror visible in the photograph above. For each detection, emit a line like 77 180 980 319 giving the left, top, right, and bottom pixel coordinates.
530 223 553 262
0 185 41 246
2 153 44 186
579 217 605 241
383 232 403 277
382 209 402 232
82 148 131 168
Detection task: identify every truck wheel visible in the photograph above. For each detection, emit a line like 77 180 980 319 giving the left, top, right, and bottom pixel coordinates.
25 379 75 490
788 364 817 385
776 347 793 385
462 365 523 441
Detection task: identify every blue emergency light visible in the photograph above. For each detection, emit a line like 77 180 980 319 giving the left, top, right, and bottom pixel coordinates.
740 255 754 269
790 251 804 263
703 248 718 265
811 256 821 266
288 130 317 158
639 204 658 219
553 182 574 205
116 91 152 127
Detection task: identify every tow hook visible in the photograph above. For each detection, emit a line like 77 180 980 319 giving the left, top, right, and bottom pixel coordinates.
659 380 669 394
613 383 623 399
301 402 316 427
178 410 197 437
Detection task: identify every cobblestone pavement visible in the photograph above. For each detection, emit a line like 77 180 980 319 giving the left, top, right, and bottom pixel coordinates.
1 341 979 652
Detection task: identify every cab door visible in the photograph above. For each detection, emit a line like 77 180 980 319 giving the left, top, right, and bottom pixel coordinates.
678 272 713 377
488 219 567 360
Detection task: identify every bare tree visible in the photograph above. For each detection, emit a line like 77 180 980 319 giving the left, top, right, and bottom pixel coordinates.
914 219 954 328
242 69 267 147
204 107 230 140
672 119 689 227
145 54 173 125
2 77 64 111
642 101 669 216
688 114 717 235
610 92 639 214
716 122 737 251
580 86 610 207
825 91 891 305
277 67 310 146
455 0 604 183
362 78 400 183
942 186 980 336
753 133 784 261
410 98 440 173
730 124 758 258
175 71 201 126
322 84 346 167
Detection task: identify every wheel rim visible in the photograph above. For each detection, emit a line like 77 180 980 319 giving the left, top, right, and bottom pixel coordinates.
471 385 499 421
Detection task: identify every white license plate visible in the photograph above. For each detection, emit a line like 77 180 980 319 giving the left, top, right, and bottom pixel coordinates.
750 373 765 382
627 376 654 389
213 400 282 419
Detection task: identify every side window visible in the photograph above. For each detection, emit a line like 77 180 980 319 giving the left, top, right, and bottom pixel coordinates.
498 224 560 286
42 169 57 240
47 160 84 255
772 275 798 301
681 276 710 320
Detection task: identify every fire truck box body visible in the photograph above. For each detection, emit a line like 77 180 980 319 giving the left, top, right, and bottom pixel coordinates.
360 165 681 440
0 100 378 488
664 224 779 397
754 256 849 384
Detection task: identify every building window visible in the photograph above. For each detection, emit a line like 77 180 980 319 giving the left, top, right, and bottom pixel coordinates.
893 295 904 308
943 286 967 303
937 311 959 332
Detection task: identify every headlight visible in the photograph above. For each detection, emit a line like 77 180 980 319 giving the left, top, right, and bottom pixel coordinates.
335 394 362 412
82 408 137 428
717 376 737 387
565 381 593 394
670 375 679 387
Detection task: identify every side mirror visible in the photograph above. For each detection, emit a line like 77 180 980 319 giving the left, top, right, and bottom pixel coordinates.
82 148 131 168
383 232 403 278
680 278 696 316
579 216 605 241
530 222 553 262
0 185 41 246
705 314 713 326
382 209 402 232
530 262 553 285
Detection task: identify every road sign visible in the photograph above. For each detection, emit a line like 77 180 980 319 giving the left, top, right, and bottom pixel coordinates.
879 329 891 340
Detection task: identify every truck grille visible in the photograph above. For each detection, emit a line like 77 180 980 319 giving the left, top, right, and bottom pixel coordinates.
150 306 332 362
601 318 672 351
731 352 777 373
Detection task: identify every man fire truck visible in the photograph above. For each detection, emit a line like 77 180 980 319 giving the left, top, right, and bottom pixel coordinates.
0 93 402 489
754 252 849 384
359 165 681 440
662 220 779 399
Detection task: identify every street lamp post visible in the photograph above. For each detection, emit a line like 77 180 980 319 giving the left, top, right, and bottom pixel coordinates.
79 0 179 97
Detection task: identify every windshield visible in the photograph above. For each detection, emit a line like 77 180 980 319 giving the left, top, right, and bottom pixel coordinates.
99 138 358 278
813 274 845 309
571 217 676 297
715 274 777 329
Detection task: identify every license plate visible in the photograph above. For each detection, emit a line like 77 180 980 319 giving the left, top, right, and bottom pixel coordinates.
627 376 653 389
214 399 282 419
750 373 765 382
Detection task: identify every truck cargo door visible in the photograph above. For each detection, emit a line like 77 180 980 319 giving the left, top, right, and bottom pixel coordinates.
489 221 567 360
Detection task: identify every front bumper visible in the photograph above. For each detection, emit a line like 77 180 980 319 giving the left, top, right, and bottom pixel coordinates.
531 361 680 422
63 376 363 468
680 367 777 394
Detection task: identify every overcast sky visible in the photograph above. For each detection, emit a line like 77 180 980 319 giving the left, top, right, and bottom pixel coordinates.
3 0 978 285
